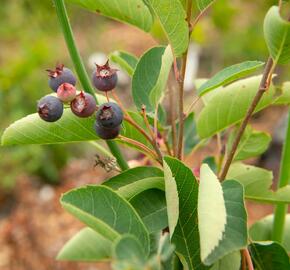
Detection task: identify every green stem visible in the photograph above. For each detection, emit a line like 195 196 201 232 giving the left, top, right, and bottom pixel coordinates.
272 110 290 242
53 0 129 171
106 140 129 170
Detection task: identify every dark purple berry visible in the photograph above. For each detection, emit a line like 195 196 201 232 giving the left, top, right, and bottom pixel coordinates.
37 96 63 122
94 122 120 140
96 102 123 128
92 60 118 92
57 83 77 102
70 91 96 118
47 64 76 92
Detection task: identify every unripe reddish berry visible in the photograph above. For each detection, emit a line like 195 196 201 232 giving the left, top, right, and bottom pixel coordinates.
57 83 76 102
47 64 76 92
92 60 118 92
70 92 96 118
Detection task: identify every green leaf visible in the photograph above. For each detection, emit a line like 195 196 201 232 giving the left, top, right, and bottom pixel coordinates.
210 251 241 270
198 164 227 264
250 214 290 252
130 189 168 233
57 227 111 261
196 0 215 11
113 234 147 266
67 0 153 32
132 46 173 112
109 51 138 76
163 156 208 270
203 180 248 265
249 242 290 270
61 185 150 256
264 6 290 64
227 163 290 203
197 75 279 139
197 61 264 96
1 108 98 145
1 107 150 152
103 166 164 200
147 0 188 56
228 125 271 161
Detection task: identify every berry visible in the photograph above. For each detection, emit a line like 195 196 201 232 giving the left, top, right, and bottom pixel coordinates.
57 83 76 102
47 64 76 92
96 102 123 128
37 96 63 122
92 60 118 92
94 122 120 140
70 92 96 118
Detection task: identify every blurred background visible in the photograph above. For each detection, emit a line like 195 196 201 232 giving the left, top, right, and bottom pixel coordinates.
0 0 289 269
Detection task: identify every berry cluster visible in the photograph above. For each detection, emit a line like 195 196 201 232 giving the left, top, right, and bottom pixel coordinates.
37 62 123 140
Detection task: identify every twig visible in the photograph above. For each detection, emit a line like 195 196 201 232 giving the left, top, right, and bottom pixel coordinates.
169 84 177 156
177 0 193 159
219 57 275 181
242 248 254 270
279 0 283 12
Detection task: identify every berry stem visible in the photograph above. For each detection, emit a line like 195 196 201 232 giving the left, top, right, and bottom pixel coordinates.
141 105 157 140
219 57 275 181
118 135 162 164
141 106 164 160
112 90 163 161
53 0 129 171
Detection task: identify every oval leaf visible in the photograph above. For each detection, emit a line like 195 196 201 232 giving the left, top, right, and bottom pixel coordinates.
132 46 173 112
130 189 168 233
264 6 290 64
61 185 150 256
103 166 164 200
197 75 279 139
67 0 153 32
198 164 227 264
147 0 188 56
250 214 290 252
57 227 111 261
227 163 290 204
198 61 264 96
249 242 290 270
204 180 248 265
164 157 207 270
227 125 271 161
